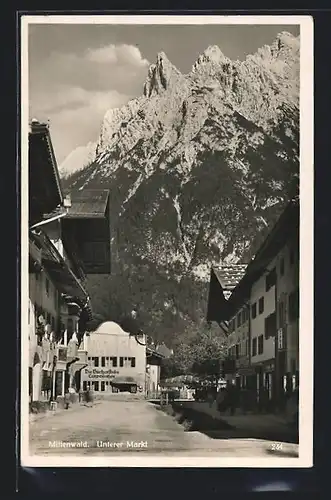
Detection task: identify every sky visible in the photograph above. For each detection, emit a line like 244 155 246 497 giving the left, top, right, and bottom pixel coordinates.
28 23 300 165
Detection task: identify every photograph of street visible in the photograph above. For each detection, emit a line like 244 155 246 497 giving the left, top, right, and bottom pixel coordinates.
21 15 313 466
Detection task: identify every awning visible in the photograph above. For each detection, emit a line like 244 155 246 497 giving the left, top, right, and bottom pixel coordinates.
111 376 137 386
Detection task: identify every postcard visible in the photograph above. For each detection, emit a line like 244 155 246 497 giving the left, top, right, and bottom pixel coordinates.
20 14 313 468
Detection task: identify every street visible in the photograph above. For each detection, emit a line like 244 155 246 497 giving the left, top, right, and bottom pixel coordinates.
29 395 299 458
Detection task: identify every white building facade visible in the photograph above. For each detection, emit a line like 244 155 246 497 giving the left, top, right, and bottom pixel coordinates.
81 322 147 393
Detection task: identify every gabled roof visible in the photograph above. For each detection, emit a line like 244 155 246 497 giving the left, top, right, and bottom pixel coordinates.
212 264 248 298
66 190 110 218
228 194 299 312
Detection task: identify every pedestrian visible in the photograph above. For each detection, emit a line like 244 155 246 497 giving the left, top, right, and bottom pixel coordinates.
85 385 93 406
216 386 227 414
64 392 70 410
227 382 238 416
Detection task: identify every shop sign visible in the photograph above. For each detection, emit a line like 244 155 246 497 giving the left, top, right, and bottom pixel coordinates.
84 368 120 379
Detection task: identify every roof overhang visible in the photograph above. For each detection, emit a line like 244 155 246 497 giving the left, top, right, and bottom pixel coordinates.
146 347 165 365
61 190 111 274
30 230 92 320
206 268 231 323
29 122 63 226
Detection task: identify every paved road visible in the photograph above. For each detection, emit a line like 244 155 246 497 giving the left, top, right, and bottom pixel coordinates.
29 396 299 458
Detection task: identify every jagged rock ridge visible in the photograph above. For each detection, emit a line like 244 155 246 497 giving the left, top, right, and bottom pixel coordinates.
61 32 299 343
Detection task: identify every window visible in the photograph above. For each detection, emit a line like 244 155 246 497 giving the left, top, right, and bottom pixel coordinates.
265 312 277 339
120 357 124 367
45 277 50 295
266 267 276 291
131 357 136 368
111 357 118 368
235 344 239 359
101 381 105 392
51 316 55 331
94 357 99 367
246 339 249 357
258 335 264 355
94 381 99 392
251 303 257 319
280 257 285 276
289 289 299 322
101 357 106 367
252 337 257 357
258 297 264 315
83 381 87 391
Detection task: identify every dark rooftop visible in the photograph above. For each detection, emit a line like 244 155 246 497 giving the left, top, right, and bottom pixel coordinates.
65 190 110 218
212 264 248 297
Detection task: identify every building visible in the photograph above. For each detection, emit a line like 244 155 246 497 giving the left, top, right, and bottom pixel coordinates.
145 343 173 396
28 120 111 405
81 322 147 393
206 193 299 410
207 265 248 385
61 189 111 275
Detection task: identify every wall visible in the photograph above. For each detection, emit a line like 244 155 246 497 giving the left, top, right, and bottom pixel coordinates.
275 239 299 374
81 332 146 391
250 257 277 365
147 364 160 393
29 270 59 333
228 304 250 368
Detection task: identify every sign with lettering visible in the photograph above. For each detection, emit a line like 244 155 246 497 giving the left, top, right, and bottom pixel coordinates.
84 368 120 379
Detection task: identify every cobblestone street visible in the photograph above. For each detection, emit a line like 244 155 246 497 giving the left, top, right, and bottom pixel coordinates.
29 396 299 458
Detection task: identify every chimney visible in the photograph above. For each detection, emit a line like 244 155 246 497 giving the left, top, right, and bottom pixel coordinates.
64 193 72 208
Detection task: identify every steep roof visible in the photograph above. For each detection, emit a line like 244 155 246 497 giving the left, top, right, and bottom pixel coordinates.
212 264 248 298
228 194 299 312
66 190 110 218
29 120 63 226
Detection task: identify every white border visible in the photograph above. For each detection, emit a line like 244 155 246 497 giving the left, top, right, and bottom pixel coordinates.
20 14 314 468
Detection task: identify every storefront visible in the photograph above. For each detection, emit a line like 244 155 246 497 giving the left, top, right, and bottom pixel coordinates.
254 359 275 408
80 321 147 393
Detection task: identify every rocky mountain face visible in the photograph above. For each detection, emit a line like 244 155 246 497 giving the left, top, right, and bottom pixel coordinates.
61 32 300 344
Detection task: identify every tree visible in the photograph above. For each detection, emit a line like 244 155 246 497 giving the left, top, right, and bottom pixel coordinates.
160 320 228 380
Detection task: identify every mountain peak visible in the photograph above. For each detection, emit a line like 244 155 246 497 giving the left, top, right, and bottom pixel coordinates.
203 45 227 63
143 51 183 98
270 31 300 55
156 51 170 65
191 45 229 73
